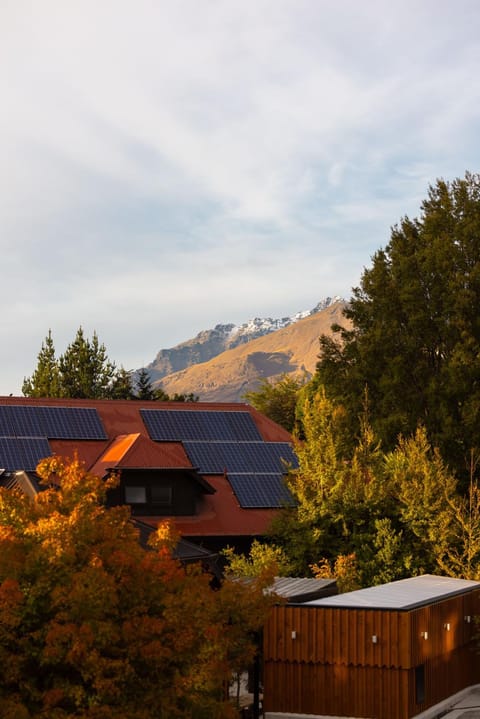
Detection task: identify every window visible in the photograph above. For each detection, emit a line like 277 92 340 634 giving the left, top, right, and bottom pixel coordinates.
125 486 147 504
151 485 172 506
415 664 425 704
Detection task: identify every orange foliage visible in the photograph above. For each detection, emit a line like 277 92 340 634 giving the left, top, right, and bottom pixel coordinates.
311 552 361 593
0 457 273 718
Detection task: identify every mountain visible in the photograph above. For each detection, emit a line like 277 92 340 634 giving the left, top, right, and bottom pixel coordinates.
146 297 343 383
149 299 348 402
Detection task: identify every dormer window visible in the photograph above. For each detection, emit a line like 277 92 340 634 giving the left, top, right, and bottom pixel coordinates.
151 485 173 506
110 468 215 517
125 485 147 504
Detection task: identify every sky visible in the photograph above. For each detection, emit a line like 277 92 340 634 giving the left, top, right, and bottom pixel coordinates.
1 0 480 395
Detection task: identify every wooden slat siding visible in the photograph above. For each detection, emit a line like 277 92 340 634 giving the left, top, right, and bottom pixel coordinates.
264 595 480 719
462 587 480 642
406 644 480 717
263 661 412 719
410 593 479 667
265 605 412 667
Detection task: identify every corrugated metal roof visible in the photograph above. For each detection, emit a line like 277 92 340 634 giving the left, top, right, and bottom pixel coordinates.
270 576 337 603
0 397 295 540
303 574 480 610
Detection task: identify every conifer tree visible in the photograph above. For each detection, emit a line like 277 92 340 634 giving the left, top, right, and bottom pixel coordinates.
22 330 61 398
58 328 116 399
135 368 156 400
110 367 135 399
316 172 480 478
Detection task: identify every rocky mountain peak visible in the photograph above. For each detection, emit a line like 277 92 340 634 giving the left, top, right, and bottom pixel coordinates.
146 296 344 384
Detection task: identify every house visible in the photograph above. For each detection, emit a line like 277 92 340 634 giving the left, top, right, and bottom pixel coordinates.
263 574 480 719
0 397 297 555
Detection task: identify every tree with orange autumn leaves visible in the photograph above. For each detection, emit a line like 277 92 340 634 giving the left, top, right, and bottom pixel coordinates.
0 457 275 719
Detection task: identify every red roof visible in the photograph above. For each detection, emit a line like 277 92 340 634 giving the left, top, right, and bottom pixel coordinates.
0 397 294 542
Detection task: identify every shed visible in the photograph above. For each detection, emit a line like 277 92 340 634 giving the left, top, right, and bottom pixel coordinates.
263 574 480 719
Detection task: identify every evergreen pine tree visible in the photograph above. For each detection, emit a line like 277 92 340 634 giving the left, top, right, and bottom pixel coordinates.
316 172 480 477
135 368 156 400
58 328 116 399
22 330 61 397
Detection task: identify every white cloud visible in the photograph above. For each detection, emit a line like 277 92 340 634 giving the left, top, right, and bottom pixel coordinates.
1 0 480 393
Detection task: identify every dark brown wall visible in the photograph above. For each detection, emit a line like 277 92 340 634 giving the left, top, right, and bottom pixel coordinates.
263 589 480 719
107 469 200 515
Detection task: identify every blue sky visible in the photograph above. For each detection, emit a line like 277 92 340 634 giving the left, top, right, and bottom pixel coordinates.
1 0 480 395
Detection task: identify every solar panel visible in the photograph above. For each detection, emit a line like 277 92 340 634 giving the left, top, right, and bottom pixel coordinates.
173 412 210 441
218 443 252 472
8 406 44 436
183 442 226 473
141 409 263 442
199 411 236 440
227 473 294 508
0 437 52 472
41 407 107 440
141 409 180 440
265 442 299 471
225 411 263 441
0 407 16 436
0 406 106 440
183 441 298 475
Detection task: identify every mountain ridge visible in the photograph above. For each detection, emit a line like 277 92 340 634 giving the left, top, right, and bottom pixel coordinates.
147 299 349 402
146 296 343 382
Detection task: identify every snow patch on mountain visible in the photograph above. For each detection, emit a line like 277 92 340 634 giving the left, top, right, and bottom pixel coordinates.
146 296 344 382
227 296 342 340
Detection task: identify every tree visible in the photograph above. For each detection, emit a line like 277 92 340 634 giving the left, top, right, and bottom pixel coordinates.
222 539 292 578
382 427 458 577
270 388 388 578
135 368 156 401
58 328 117 399
110 367 135 400
22 330 61 398
436 452 480 580
24 328 118 400
269 389 477 587
0 456 274 718
244 375 306 433
23 335 198 402
316 172 480 478
170 393 199 403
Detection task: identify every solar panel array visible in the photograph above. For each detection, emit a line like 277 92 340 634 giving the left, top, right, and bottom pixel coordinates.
183 441 298 475
0 406 107 440
0 405 107 472
0 437 52 472
141 409 263 441
227 473 294 508
141 408 298 509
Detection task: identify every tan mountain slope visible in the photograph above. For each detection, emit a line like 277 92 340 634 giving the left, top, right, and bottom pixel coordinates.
157 300 349 402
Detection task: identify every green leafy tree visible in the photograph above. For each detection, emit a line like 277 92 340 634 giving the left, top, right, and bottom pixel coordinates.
270 388 387 577
382 427 458 577
222 539 292 578
316 172 480 478
22 330 61 398
244 374 306 432
269 390 477 587
435 452 480 580
0 456 275 718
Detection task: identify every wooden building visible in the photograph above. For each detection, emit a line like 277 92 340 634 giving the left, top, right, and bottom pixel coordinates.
263 574 480 719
